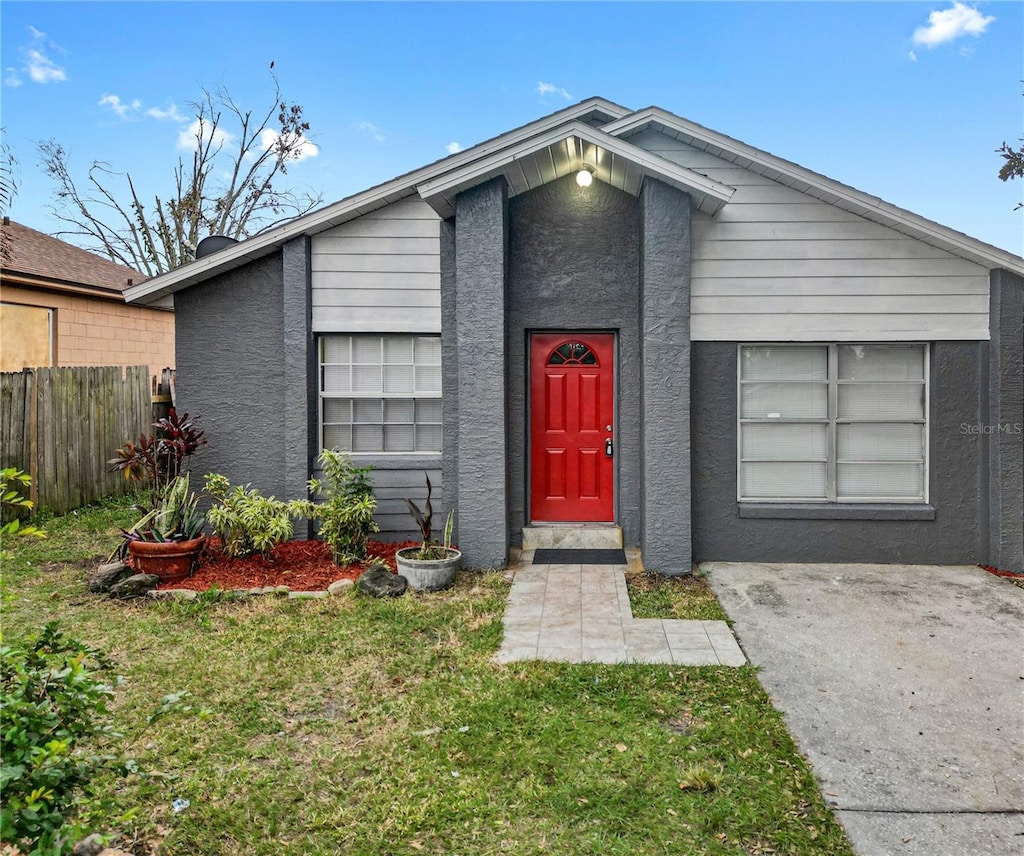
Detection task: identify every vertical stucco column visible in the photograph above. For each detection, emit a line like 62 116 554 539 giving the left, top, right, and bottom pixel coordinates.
454 178 509 568
988 269 1024 570
639 179 693 575
439 218 459 529
282 236 316 537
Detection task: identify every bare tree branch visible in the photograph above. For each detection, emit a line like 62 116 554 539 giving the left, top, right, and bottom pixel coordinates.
38 71 321 275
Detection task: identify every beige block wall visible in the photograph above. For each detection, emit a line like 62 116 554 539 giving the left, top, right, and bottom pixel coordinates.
0 284 175 371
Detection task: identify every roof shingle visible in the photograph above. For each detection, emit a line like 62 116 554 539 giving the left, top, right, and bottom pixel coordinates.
1 220 144 293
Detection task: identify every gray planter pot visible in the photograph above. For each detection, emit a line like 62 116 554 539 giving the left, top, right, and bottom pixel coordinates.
395 548 461 592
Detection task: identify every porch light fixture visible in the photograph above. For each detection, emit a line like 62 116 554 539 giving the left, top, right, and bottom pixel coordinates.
575 166 594 187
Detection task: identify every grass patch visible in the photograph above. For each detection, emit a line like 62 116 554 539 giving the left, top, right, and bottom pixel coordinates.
3 501 853 855
626 567 728 621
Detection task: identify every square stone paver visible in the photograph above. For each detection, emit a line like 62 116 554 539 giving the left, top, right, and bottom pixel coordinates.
498 557 745 666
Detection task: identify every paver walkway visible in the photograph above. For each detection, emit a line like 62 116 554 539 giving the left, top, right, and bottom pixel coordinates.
497 549 746 666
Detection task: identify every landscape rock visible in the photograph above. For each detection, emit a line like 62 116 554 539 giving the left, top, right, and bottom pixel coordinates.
109 573 160 599
73 834 106 856
88 561 133 593
328 578 355 596
288 590 328 599
147 588 198 601
358 565 407 598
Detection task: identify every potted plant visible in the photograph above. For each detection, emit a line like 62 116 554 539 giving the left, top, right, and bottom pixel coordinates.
117 474 206 583
395 474 460 592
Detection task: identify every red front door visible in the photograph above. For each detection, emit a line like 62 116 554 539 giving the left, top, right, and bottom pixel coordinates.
530 333 615 522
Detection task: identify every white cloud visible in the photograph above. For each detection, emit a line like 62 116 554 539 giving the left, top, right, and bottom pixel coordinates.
13 28 67 84
178 117 233 151
24 47 65 83
908 50 918 62
257 128 319 162
355 120 385 142
537 81 571 100
146 103 186 123
446 141 462 155
912 3 995 48
98 93 141 119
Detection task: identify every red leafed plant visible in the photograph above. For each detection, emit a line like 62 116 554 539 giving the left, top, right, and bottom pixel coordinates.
108 408 207 504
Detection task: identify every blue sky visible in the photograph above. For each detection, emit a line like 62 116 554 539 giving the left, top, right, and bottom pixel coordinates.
2 1 1021 255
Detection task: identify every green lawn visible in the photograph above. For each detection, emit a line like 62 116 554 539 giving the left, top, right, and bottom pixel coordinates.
2 501 854 856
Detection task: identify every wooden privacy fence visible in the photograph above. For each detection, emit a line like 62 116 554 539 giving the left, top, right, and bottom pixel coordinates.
1 365 155 514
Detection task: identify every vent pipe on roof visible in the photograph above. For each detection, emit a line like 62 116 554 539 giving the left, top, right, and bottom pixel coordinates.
195 235 239 259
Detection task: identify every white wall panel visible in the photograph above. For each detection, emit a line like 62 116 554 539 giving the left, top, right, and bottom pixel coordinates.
311 197 441 333
631 129 992 341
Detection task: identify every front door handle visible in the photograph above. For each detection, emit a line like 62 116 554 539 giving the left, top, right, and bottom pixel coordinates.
605 438 614 458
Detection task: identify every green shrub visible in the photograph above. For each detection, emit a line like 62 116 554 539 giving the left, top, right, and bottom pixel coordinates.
308 450 379 565
0 623 117 855
1 468 45 559
204 474 313 557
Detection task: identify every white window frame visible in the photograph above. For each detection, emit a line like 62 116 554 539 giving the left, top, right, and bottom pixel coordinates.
737 343 929 504
318 333 442 455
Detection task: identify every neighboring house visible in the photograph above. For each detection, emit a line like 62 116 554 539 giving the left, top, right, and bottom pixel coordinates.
125 99 1023 573
1 219 174 371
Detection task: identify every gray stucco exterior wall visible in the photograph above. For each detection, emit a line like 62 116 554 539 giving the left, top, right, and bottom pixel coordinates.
987 270 1024 570
453 178 509 568
440 218 459 533
638 179 693 575
282 237 316 537
692 341 987 563
173 251 287 497
506 174 641 545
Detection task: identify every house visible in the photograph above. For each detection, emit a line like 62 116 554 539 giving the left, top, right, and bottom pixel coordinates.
1 219 174 372
124 99 1024 574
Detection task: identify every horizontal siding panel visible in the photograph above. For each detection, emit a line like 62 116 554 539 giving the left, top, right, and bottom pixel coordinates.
693 314 989 341
636 128 993 342
693 258 987 278
313 253 440 274
729 184 849 205
312 198 442 333
359 197 440 220
312 306 441 333
319 218 440 239
698 238 956 261
312 271 440 291
693 294 987 315
716 203 873 224
313 289 440 309
692 220 933 242
314 236 439 255
691 276 990 297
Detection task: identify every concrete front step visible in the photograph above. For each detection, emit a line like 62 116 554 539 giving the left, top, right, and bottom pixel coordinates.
521 524 623 551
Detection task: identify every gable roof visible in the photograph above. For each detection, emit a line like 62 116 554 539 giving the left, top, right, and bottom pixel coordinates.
125 98 1024 304
2 220 144 299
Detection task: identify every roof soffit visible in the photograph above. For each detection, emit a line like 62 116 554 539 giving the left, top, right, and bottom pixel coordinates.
415 121 736 218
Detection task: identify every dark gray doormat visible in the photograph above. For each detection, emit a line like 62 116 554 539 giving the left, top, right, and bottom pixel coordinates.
532 548 627 565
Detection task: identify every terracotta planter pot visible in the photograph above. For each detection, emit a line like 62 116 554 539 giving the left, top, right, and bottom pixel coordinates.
128 537 205 584
395 548 461 592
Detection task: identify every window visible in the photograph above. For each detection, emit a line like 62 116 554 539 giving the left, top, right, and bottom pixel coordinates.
320 334 442 453
738 344 928 503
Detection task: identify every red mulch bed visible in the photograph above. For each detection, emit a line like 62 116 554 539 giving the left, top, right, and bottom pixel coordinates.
154 539 419 592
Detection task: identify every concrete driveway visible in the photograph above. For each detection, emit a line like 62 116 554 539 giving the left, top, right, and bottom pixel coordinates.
704 562 1024 856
